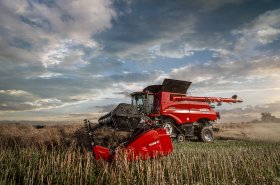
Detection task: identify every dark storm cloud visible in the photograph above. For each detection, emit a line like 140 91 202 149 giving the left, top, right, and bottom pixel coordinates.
95 0 280 57
94 0 198 55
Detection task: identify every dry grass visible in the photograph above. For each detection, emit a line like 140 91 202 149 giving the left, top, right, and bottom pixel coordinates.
1 146 94 185
0 123 89 149
1 122 280 184
0 123 130 150
98 141 280 185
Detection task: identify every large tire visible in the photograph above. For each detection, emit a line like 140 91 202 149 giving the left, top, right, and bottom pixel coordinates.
198 126 214 142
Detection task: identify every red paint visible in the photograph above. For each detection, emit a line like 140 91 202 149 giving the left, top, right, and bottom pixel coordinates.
150 91 241 124
93 128 173 161
93 146 111 161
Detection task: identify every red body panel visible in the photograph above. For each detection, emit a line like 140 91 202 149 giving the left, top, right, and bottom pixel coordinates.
93 128 173 161
158 92 217 124
125 128 173 160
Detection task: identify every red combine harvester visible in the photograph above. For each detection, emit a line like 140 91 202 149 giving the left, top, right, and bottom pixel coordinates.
85 79 242 161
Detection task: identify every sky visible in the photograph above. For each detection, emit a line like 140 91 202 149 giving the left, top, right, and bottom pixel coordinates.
0 0 280 122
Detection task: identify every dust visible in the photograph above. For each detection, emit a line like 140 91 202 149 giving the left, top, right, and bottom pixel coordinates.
216 123 280 142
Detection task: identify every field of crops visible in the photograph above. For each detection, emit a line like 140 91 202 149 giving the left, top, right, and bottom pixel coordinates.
1 139 280 185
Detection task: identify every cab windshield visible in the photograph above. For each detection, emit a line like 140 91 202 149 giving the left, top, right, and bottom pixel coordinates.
131 93 154 114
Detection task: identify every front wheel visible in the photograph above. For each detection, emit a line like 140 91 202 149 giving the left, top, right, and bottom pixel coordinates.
176 134 185 143
198 126 214 142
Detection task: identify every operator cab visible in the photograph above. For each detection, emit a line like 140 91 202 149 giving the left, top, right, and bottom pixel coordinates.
130 79 192 115
131 92 154 115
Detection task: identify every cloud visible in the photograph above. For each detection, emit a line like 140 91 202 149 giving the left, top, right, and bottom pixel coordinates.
0 90 31 96
0 0 116 65
0 69 163 112
148 4 280 61
96 0 268 61
41 40 89 69
233 9 280 52
0 89 64 111
155 53 280 110
0 87 101 112
94 1 197 59
148 43 195 59
195 0 245 11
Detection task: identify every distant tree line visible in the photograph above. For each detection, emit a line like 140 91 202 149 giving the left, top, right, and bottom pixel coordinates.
249 112 280 123
260 112 280 122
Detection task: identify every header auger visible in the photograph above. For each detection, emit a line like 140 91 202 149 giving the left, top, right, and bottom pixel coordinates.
85 79 242 161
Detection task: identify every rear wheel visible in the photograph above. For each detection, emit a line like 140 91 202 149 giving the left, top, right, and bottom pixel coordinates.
198 126 214 142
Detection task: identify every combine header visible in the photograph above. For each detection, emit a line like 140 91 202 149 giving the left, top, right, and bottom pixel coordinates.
85 79 242 161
